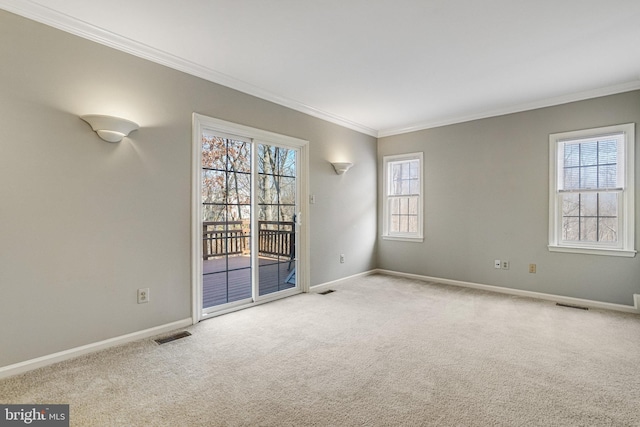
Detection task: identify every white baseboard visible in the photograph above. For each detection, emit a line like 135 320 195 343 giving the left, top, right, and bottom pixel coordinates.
376 269 640 314
0 318 193 380
4 271 636 379
310 269 377 292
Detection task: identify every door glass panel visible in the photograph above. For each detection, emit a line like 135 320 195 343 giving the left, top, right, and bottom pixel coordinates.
257 144 297 296
202 134 252 308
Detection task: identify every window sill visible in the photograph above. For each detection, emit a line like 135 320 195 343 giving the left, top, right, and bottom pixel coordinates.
382 235 424 243
548 245 636 258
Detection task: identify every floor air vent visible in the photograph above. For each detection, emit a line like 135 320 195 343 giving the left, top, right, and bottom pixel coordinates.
155 331 191 345
556 303 588 310
319 289 335 295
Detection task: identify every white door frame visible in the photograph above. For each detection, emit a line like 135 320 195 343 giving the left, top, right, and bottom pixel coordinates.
191 113 310 324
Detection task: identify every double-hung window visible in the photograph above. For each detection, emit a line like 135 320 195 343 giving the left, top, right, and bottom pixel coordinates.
549 123 635 257
383 152 423 241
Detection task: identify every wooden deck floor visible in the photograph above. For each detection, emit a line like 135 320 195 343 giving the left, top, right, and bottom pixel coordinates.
203 255 295 308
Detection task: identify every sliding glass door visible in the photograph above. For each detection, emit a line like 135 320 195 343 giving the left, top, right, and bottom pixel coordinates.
193 114 307 320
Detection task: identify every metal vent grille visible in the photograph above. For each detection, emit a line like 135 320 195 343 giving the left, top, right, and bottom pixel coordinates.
556 303 588 310
319 289 335 295
155 331 192 344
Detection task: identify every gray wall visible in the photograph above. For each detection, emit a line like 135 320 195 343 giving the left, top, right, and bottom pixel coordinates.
0 11 377 368
2 8 637 371
378 90 640 306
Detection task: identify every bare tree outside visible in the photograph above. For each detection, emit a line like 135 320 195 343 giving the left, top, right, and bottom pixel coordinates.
258 144 296 223
202 136 251 223
201 137 297 261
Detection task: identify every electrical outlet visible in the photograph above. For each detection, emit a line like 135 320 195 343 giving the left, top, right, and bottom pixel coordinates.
340 254 345 264
494 260 501 269
501 260 510 270
529 263 537 273
137 288 150 304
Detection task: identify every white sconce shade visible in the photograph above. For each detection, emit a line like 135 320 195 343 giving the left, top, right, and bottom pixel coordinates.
331 162 353 175
81 114 139 143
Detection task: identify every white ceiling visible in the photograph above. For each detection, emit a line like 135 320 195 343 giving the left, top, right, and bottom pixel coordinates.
3 0 640 137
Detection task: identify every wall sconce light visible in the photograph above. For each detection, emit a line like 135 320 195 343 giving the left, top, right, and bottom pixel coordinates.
331 162 353 175
81 114 139 143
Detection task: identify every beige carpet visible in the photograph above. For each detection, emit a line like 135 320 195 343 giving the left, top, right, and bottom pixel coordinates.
1 274 639 426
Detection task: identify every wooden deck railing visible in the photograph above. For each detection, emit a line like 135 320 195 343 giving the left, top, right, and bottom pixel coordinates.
203 220 294 260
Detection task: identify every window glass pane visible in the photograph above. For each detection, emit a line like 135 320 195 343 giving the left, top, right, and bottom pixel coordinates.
203 204 225 223
398 218 407 233
580 193 597 217
598 165 617 188
563 144 580 167
598 218 618 243
227 171 251 205
580 218 597 242
408 216 418 233
408 197 418 215
202 136 226 170
563 168 579 190
258 204 278 222
401 177 412 195
580 166 597 188
390 215 400 233
390 197 400 215
227 268 252 302
277 205 293 223
390 163 404 195
226 140 251 172
409 160 419 179
258 146 296 177
258 174 278 205
279 149 297 178
278 177 296 205
399 162 408 179
562 193 579 217
227 204 250 223
400 198 409 233
394 164 403 191
202 170 226 204
579 142 598 166
408 161 418 194
599 192 618 217
398 198 406 217
562 217 579 241
257 145 269 174
389 198 399 215
599 140 617 164
389 198 400 233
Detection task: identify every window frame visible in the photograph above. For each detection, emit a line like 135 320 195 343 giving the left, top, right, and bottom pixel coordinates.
548 123 636 257
382 152 424 242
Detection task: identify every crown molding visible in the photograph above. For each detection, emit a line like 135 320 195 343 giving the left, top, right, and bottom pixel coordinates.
378 80 640 138
0 0 378 137
2 1 638 140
